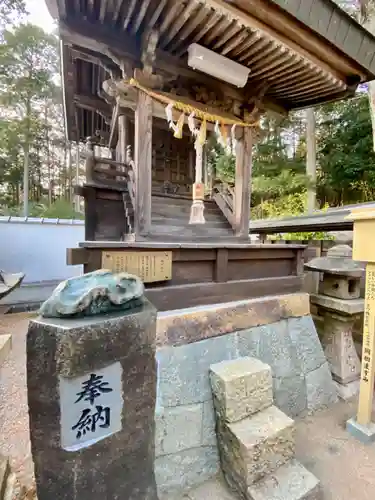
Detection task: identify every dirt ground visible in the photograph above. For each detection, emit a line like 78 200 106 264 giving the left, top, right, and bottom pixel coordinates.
2 312 375 499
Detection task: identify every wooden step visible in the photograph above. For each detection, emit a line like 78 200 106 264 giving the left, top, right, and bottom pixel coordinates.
145 234 241 243
150 224 233 238
151 217 231 229
152 196 217 208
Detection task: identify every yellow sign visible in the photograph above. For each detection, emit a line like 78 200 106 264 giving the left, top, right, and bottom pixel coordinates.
347 207 375 427
358 263 375 425
101 251 172 283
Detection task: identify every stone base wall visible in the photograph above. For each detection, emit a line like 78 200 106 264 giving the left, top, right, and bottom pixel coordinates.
153 294 337 495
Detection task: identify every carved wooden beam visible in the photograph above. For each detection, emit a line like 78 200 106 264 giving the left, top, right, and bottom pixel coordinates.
59 19 141 67
141 29 159 76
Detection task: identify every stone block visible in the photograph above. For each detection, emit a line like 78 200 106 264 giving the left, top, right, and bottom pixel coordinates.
236 326 261 359
156 404 203 456
156 293 310 348
289 317 326 375
219 405 295 491
310 294 364 316
257 321 301 379
155 408 164 457
319 275 361 300
27 301 159 500
210 357 273 423
273 375 307 418
188 476 239 500
157 334 238 407
247 459 322 500
305 362 338 411
155 446 220 495
201 400 217 447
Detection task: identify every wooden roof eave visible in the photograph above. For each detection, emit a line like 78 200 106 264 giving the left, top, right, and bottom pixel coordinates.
48 0 374 141
233 0 375 82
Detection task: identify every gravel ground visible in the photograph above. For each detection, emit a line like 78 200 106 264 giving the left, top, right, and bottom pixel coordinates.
0 313 35 489
2 312 375 499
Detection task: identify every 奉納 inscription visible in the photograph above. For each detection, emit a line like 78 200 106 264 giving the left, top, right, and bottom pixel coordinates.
60 362 123 451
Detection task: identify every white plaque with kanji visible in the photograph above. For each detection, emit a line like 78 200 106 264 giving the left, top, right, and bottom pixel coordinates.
59 362 123 451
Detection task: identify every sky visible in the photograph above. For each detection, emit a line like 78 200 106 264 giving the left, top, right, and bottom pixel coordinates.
25 0 55 32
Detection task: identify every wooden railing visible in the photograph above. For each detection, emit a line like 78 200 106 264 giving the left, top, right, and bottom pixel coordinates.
213 181 235 228
85 154 129 189
84 151 136 240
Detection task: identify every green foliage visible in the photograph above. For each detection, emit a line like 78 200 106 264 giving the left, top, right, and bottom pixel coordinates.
0 198 84 219
0 0 26 29
317 93 375 205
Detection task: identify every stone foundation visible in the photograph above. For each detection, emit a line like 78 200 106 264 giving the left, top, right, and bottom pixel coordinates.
154 293 337 495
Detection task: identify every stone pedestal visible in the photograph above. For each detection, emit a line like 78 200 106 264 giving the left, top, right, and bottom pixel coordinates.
305 245 365 401
310 294 363 400
320 310 361 384
27 301 159 500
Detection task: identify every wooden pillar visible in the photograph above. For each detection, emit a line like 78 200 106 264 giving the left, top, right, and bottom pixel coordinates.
134 91 152 236
234 127 253 237
117 114 129 163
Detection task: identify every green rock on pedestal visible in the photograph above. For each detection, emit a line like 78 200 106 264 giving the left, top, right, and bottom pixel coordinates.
39 269 144 318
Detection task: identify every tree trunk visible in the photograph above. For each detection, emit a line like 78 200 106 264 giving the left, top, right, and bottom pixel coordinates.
306 107 317 214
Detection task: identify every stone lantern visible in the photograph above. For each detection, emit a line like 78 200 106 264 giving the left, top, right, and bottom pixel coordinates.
305 244 365 399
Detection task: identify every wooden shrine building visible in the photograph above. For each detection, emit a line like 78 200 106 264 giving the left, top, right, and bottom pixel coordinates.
46 0 375 310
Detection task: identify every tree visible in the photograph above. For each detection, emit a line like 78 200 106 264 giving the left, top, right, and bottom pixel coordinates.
0 23 59 215
317 93 375 204
0 0 26 29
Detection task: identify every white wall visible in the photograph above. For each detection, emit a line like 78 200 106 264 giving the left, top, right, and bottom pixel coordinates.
0 217 85 284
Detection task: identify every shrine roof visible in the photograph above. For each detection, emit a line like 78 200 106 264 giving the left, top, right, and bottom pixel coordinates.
45 0 375 141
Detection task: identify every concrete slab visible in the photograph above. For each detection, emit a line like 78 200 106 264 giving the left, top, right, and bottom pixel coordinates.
346 418 375 444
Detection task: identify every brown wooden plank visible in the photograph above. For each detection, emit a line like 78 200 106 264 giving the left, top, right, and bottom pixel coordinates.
172 249 216 262
135 89 153 236
145 276 303 312
84 250 103 273
215 249 229 282
66 248 89 266
170 261 214 285
84 187 97 241
228 248 295 260
228 259 293 280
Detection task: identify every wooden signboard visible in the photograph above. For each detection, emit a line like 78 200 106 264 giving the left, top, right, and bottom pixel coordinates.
102 251 172 283
347 208 375 433
358 263 375 426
